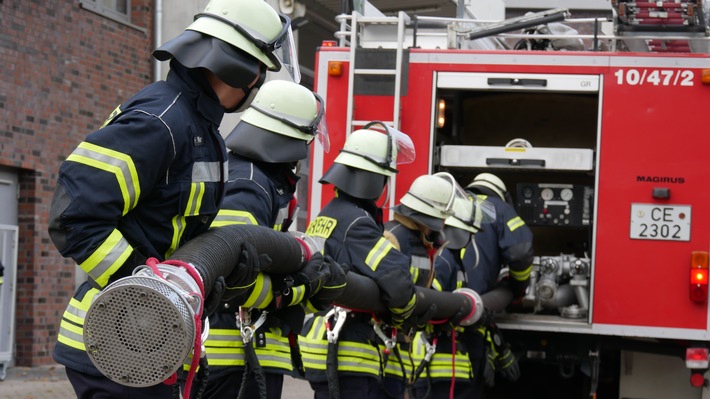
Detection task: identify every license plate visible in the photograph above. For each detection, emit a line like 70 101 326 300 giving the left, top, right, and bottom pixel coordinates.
630 204 691 241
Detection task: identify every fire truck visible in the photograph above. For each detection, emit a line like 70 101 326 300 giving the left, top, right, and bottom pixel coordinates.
305 1 710 397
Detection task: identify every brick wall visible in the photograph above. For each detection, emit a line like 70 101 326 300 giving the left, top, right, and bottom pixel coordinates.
0 0 153 366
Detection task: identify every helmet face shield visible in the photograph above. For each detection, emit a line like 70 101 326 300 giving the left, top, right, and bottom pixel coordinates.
248 92 329 152
192 12 301 82
348 121 416 173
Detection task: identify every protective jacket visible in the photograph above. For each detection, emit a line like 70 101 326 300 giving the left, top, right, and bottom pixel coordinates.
384 216 440 288
412 193 534 391
203 153 301 377
300 192 416 382
463 194 534 296
411 249 474 386
49 63 228 376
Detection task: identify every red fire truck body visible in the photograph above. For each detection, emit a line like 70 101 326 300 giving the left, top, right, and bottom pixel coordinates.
306 6 710 397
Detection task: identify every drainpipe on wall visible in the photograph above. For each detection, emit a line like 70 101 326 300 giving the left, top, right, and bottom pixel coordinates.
154 0 163 82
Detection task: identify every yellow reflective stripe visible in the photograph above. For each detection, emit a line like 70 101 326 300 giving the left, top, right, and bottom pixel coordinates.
79 230 133 287
67 142 140 215
305 316 327 341
303 300 319 314
57 319 85 350
390 293 416 316
204 330 292 368
184 182 205 216
510 264 533 281
167 214 187 258
456 280 464 289
432 279 443 292
100 105 121 128
427 353 472 378
289 285 306 306
63 298 88 325
383 346 412 377
242 274 273 308
460 247 466 260
365 237 394 271
210 209 258 228
507 216 526 232
410 267 419 284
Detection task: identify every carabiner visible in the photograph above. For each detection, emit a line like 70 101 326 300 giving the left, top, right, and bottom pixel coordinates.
238 308 268 344
325 306 348 344
373 322 396 354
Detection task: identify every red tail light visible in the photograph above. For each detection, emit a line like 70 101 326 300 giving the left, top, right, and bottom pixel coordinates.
690 251 709 303
686 348 709 369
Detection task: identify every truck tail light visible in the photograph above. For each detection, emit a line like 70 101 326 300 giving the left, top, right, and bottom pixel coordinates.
690 371 707 388
686 348 709 369
690 251 708 303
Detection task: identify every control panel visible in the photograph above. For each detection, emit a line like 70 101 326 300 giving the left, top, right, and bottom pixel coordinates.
515 183 593 227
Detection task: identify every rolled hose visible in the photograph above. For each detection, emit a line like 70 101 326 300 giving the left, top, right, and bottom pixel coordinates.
336 272 484 326
84 225 484 388
169 224 307 296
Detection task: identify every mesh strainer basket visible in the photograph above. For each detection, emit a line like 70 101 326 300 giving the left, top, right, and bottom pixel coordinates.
84 266 201 387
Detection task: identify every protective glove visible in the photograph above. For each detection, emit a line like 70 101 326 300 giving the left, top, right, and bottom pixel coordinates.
494 343 520 382
402 303 437 336
294 252 331 298
483 337 497 387
482 323 520 386
222 242 269 302
389 293 417 329
310 256 348 305
203 276 227 318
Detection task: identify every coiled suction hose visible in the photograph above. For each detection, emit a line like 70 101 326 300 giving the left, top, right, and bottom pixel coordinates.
169 224 308 297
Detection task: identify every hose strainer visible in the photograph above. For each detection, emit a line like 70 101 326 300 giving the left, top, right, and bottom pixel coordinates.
84 264 202 387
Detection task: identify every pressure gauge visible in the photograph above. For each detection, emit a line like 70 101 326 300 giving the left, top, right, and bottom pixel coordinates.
560 188 574 201
540 188 554 201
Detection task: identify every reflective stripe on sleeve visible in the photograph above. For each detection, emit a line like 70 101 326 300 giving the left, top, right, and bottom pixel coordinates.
510 264 533 281
67 142 140 215
242 274 273 308
365 237 395 271
507 216 526 232
210 210 258 227
79 229 133 287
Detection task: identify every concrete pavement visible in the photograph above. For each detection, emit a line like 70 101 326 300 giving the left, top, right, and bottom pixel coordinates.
0 364 314 398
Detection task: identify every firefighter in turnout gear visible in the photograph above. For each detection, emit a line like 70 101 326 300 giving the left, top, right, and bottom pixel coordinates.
387 172 486 398
385 172 478 289
423 172 532 398
299 121 419 398
199 80 344 399
48 1 299 398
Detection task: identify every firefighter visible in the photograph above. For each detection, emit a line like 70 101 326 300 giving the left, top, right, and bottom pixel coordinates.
47 1 300 398
386 172 482 397
408 189 493 399
428 172 533 398
198 80 346 399
300 121 438 399
385 172 477 289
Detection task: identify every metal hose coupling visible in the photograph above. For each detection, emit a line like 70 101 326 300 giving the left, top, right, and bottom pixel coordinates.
452 287 485 326
83 263 203 387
